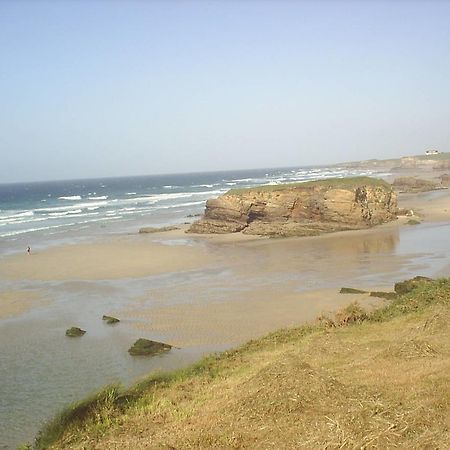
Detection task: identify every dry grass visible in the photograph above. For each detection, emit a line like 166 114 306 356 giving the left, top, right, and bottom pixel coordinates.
38 279 450 450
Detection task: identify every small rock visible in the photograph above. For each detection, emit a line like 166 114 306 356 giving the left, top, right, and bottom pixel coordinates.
139 226 179 234
66 327 86 337
369 291 398 300
128 338 172 356
339 287 367 294
102 315 120 324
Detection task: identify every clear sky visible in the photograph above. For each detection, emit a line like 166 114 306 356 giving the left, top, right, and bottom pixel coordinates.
1 0 449 182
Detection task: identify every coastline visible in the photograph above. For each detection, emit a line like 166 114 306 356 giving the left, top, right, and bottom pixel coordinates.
2 167 450 448
1 187 450 320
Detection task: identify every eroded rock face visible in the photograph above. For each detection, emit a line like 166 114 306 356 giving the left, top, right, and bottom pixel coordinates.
189 178 397 237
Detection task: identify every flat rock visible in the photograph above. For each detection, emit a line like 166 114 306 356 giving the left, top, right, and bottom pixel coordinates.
128 338 172 356
102 315 120 324
66 327 86 337
139 226 179 234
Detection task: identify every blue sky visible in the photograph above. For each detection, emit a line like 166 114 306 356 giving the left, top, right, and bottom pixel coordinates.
1 0 449 182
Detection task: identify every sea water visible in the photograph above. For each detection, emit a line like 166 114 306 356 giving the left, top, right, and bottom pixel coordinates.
0 165 384 255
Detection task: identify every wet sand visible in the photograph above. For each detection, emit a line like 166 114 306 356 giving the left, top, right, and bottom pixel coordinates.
121 288 385 347
0 290 49 319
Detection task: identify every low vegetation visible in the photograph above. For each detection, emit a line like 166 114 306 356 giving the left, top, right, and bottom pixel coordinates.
33 277 450 449
228 176 391 195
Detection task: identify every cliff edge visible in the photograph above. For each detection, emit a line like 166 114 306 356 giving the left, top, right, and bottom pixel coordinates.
188 177 397 237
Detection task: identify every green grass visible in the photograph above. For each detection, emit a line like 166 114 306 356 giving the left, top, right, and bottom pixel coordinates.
227 176 391 196
33 277 450 449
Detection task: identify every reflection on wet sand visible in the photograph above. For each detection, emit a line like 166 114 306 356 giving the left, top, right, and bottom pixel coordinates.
117 226 409 348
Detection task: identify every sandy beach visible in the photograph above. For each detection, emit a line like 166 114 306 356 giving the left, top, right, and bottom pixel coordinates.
0 236 213 281
2 185 449 330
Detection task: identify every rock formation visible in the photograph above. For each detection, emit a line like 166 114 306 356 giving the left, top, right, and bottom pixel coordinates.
188 177 397 237
391 177 441 193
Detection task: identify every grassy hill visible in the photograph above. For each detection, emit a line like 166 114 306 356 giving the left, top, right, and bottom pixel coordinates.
31 278 450 449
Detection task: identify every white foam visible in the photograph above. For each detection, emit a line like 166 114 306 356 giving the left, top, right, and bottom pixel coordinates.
0 211 34 221
35 201 108 213
0 222 77 238
152 200 206 210
88 196 108 200
58 196 82 201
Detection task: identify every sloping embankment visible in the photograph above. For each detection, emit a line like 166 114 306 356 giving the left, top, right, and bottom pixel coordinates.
35 278 449 449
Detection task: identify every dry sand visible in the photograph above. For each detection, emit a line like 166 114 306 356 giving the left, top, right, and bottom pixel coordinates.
0 236 213 281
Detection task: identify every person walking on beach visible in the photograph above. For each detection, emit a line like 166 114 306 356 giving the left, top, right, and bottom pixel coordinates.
27 246 31 255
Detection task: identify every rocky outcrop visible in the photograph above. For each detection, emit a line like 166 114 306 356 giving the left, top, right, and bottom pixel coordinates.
440 174 450 187
391 177 441 193
188 177 397 237
398 155 450 170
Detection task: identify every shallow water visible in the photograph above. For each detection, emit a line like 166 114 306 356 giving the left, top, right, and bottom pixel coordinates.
2 221 450 448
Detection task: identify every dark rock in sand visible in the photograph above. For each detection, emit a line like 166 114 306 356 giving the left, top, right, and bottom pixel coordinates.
139 226 179 234
102 315 120 324
394 276 433 295
340 287 367 294
66 327 86 337
369 291 398 300
128 338 172 356
397 208 415 217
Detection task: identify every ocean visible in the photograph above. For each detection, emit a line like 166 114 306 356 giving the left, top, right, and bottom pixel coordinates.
0 165 384 255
